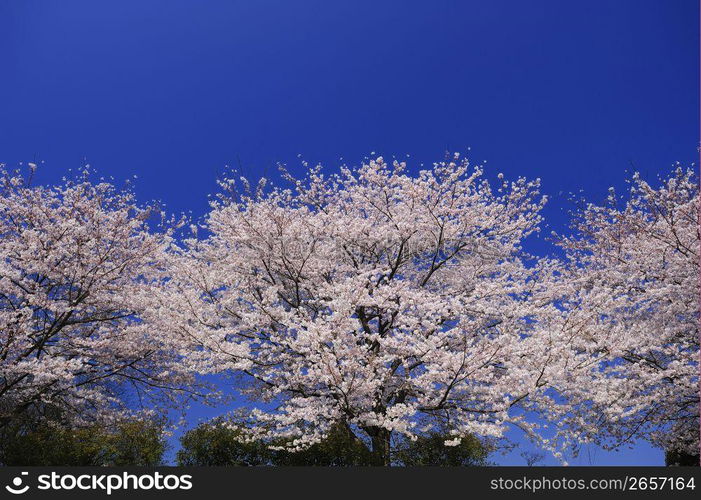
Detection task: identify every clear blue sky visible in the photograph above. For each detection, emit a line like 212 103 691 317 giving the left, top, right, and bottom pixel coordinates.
1 0 698 465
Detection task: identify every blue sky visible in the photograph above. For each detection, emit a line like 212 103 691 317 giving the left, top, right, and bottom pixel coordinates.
1 0 698 465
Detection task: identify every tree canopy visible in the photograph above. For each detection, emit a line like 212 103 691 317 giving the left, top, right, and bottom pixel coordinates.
1 156 697 465
0 416 166 466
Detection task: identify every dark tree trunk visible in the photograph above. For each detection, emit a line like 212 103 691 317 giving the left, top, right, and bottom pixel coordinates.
368 427 391 466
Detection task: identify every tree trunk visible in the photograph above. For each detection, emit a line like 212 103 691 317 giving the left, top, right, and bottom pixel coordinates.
368 428 391 466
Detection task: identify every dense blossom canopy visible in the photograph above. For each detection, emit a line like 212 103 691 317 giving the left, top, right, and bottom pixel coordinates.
1 156 697 464
167 156 583 463
0 165 196 427
552 167 699 456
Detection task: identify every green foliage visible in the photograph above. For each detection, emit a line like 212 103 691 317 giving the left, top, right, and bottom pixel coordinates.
108 420 168 466
393 432 490 466
0 419 167 466
176 421 273 466
665 449 700 466
272 425 374 466
177 420 373 466
177 420 488 466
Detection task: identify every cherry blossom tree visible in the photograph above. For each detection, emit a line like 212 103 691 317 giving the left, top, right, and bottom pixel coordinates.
169 155 574 465
0 164 198 429
5 153 695 465
552 167 699 462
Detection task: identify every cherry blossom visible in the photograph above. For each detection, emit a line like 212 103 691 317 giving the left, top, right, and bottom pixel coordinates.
551 167 699 458
5 155 695 464
0 165 198 428
169 155 572 464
